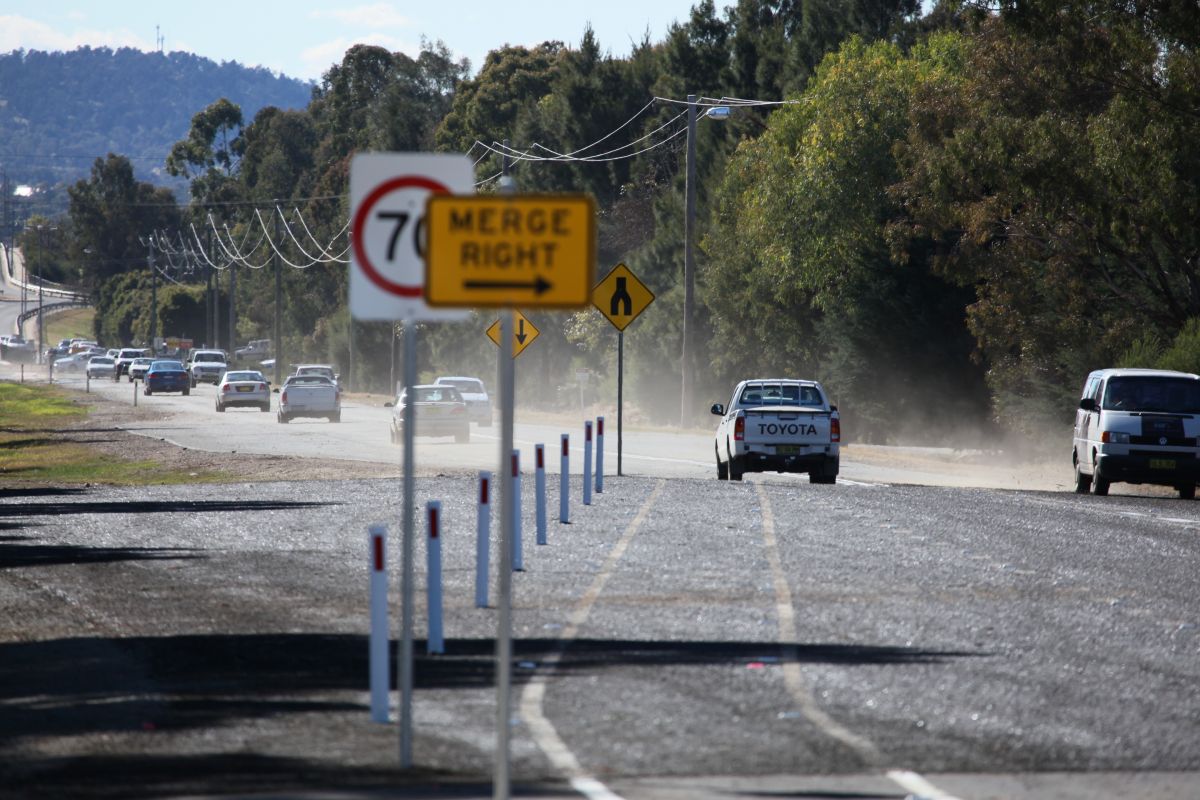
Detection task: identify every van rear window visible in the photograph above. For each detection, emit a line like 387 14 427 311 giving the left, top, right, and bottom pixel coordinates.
1102 376 1200 413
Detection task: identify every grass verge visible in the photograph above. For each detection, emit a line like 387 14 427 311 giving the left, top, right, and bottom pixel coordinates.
43 306 96 347
0 381 231 486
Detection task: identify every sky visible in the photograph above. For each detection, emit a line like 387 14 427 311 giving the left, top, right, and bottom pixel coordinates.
0 1 700 82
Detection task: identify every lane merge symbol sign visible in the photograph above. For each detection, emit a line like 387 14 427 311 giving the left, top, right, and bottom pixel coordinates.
486 311 539 358
593 262 655 331
423 194 596 308
349 153 473 321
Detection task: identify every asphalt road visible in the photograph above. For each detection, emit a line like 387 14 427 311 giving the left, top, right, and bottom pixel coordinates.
3 462 1199 798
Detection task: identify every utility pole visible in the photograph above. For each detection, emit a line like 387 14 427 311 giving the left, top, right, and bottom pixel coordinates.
36 226 45 359
273 204 283 385
681 94 698 428
228 257 236 357
148 237 157 349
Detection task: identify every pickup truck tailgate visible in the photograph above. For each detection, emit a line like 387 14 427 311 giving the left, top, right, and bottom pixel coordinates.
742 407 832 448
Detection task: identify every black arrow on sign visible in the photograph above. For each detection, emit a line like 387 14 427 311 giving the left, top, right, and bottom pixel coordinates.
516 319 528 344
464 275 553 295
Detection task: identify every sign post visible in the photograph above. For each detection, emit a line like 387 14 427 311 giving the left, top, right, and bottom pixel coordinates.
592 263 655 477
349 152 473 769
425 177 595 800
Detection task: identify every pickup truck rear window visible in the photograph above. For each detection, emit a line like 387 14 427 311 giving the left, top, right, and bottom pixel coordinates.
739 384 823 407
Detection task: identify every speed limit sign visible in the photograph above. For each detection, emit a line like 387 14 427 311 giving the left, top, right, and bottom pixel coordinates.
350 153 473 321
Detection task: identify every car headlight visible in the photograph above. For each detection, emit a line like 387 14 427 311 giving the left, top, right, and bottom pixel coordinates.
1102 431 1131 444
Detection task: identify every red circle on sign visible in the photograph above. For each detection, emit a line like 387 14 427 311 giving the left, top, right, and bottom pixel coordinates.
352 175 450 298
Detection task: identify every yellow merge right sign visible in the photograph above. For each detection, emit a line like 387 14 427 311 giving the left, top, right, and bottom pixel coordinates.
593 263 655 331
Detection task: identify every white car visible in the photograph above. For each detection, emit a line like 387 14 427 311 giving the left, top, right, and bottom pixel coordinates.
216 370 271 413
187 349 228 386
53 352 92 372
128 356 155 382
86 355 116 379
390 384 470 443
434 376 492 427
278 374 340 423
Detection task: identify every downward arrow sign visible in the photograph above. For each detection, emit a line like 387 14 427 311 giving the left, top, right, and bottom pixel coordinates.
516 319 527 344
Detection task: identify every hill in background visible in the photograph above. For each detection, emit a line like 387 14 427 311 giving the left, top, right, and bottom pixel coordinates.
0 46 313 197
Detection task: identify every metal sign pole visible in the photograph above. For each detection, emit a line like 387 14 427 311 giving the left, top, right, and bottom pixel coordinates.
400 320 417 767
618 330 624 477
496 309 514 800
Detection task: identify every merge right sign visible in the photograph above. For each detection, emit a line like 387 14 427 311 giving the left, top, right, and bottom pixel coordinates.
593 262 655 331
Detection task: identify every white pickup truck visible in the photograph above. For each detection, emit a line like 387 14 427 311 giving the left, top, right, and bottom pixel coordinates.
278 374 341 423
711 379 840 483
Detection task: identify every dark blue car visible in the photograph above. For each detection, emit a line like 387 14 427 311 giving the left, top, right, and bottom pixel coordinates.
144 360 191 396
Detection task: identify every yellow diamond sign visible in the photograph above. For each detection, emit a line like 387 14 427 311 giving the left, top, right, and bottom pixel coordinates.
486 311 540 358
593 263 655 331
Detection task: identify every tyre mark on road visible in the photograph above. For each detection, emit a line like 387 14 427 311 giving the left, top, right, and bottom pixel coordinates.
519 479 666 800
754 481 962 800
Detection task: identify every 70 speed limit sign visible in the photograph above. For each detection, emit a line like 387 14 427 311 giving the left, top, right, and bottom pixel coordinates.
350 153 473 321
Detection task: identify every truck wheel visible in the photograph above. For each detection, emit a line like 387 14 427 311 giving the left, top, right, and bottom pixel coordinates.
1092 470 1110 496
278 413 289 424
260 403 269 412
329 411 341 423
1073 459 1092 494
1179 484 1196 500
455 427 470 443
480 417 493 428
715 444 728 480
728 453 744 482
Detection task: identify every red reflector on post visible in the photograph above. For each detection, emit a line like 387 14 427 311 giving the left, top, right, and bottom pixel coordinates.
429 505 439 539
536 446 544 469
480 476 489 505
372 534 385 571
562 437 569 457
597 418 604 436
512 454 519 477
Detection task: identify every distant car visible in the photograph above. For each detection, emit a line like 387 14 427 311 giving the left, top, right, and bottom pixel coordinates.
113 348 149 380
434 376 492 427
216 370 271 413
278 374 340 423
143 361 190 396
390 384 469 444
86 355 116 379
106 348 120 359
293 364 339 386
53 352 91 372
186 349 229 386
128 356 155 382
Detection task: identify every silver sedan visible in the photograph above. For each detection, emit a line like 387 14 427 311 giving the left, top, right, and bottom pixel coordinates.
216 370 271 412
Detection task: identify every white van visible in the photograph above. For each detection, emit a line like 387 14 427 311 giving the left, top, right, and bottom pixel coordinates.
1073 368 1200 498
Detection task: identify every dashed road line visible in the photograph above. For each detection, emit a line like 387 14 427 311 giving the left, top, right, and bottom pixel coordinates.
519 479 666 800
754 482 962 800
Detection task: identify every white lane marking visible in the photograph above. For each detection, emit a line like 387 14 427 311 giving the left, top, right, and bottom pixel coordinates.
887 769 961 799
519 480 666 800
754 483 963 800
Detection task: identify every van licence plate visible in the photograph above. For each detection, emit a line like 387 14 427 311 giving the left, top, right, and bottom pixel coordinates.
1150 458 1176 470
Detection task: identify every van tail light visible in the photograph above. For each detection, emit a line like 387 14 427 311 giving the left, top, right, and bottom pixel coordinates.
831 416 841 443
734 416 745 441
281 391 288 404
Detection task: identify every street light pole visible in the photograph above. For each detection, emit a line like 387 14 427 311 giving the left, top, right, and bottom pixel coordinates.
681 94 698 427
147 238 157 349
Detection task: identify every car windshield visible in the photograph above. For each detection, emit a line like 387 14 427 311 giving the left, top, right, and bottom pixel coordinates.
1102 376 1200 413
739 383 822 407
226 372 263 382
196 352 225 362
440 379 483 393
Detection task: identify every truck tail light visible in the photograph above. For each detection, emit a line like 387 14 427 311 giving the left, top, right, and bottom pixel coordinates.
734 416 745 441
831 416 841 443
281 391 288 404
452 405 465 415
